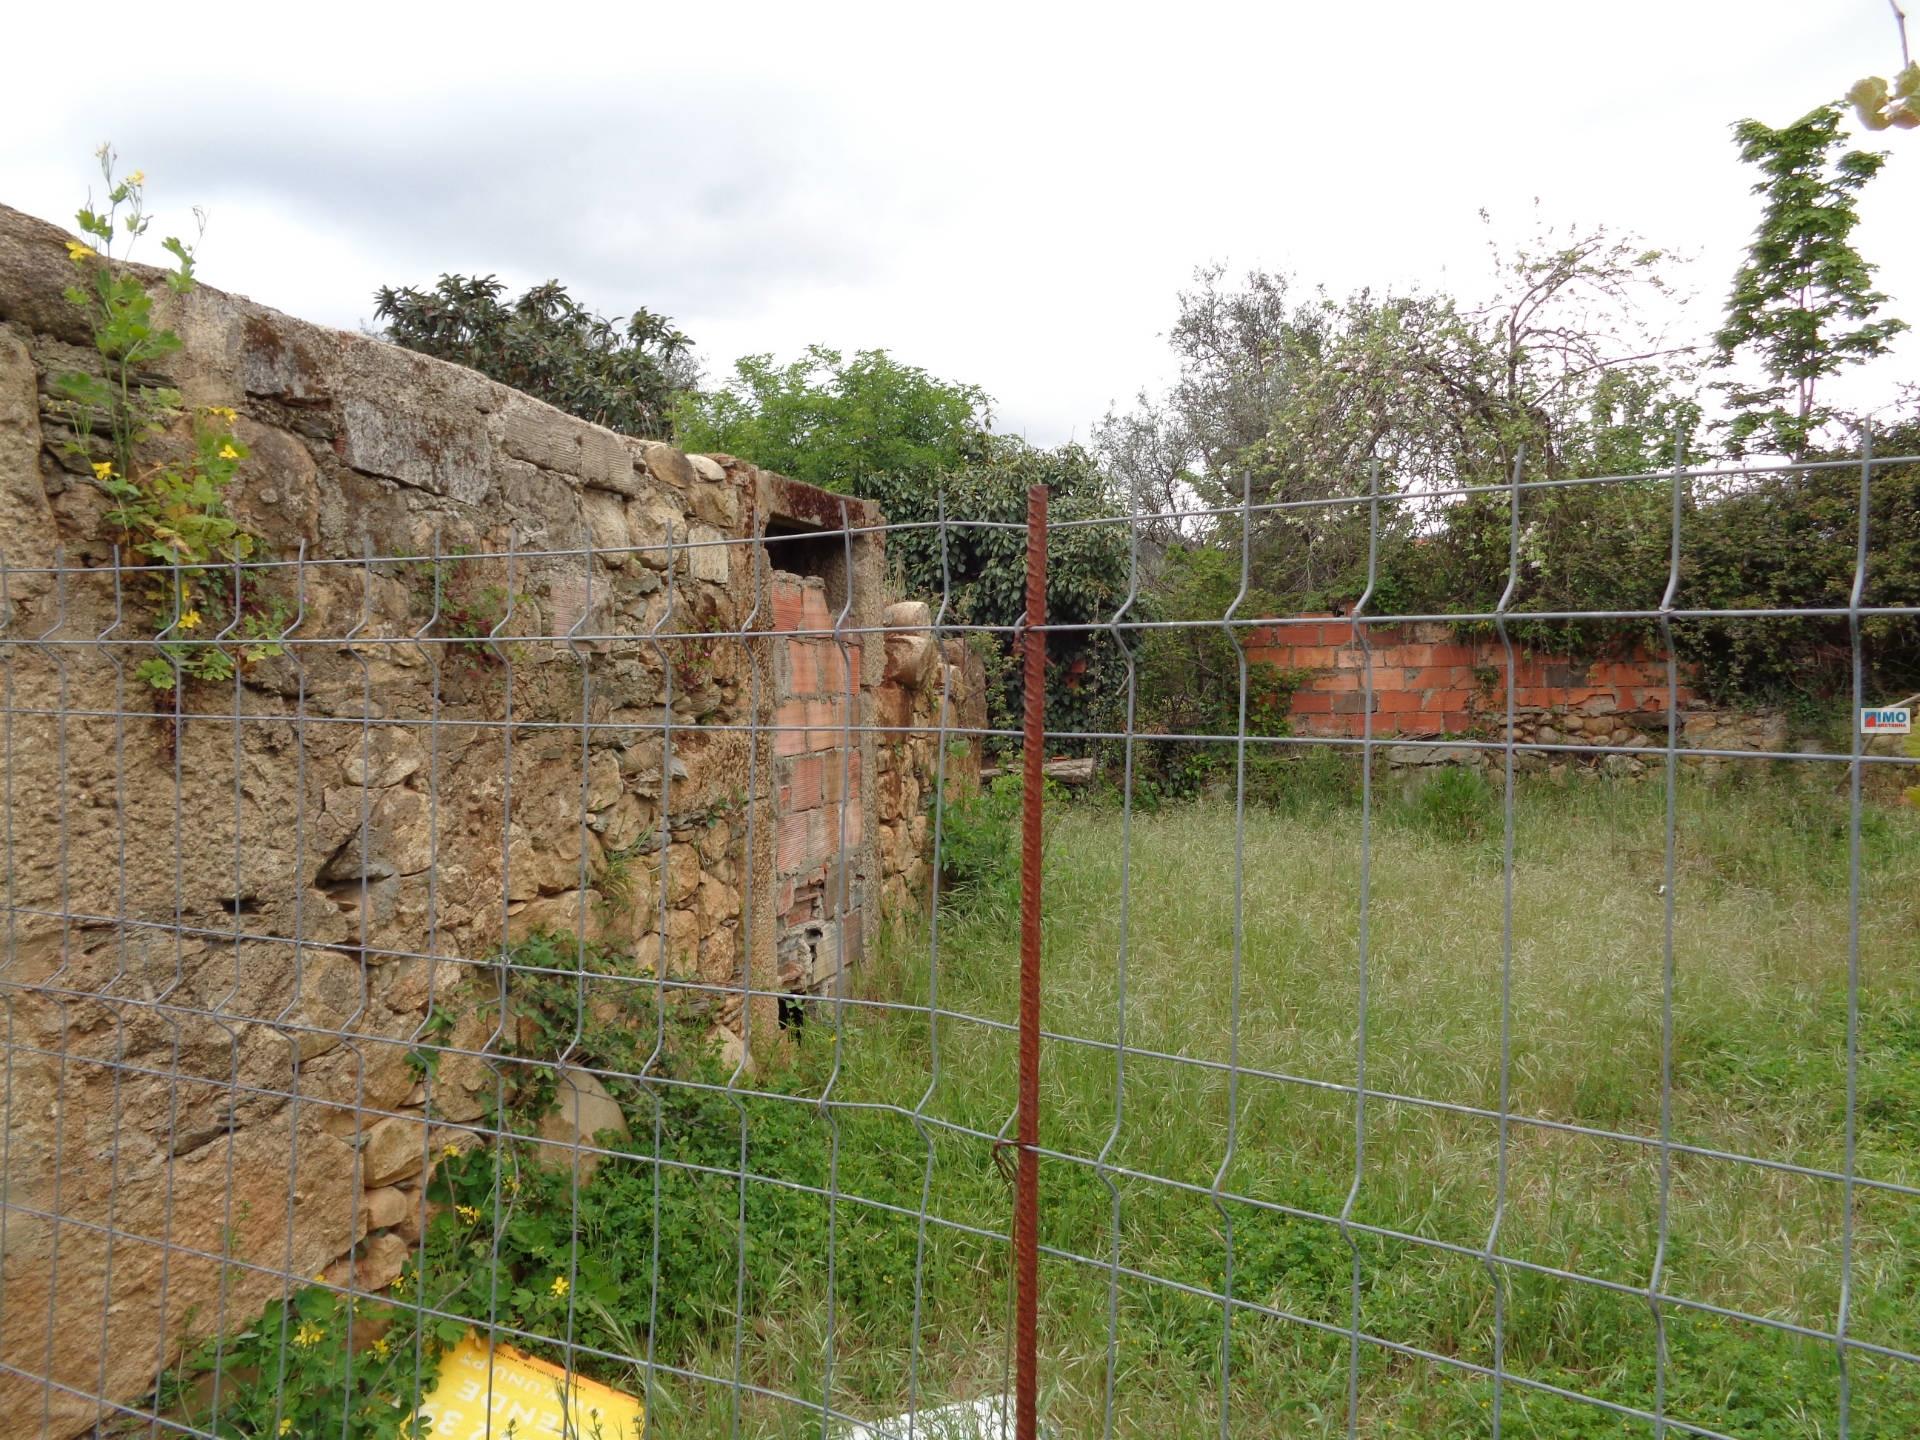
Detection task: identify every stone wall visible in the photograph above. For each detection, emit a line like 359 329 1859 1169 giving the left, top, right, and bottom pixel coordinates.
0 200 970 1434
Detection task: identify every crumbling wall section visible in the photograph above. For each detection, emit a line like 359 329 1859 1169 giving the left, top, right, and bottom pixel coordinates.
1253 611 1790 758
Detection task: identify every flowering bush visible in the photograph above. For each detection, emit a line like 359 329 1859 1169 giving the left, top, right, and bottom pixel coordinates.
54 146 277 690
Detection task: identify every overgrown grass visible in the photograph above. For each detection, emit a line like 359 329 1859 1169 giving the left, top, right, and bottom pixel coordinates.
166 770 1920 1437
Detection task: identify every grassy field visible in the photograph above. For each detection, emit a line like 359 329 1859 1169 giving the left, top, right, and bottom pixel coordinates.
167 767 1920 1438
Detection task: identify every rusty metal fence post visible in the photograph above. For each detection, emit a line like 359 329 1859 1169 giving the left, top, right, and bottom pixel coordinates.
1016 484 1047 1440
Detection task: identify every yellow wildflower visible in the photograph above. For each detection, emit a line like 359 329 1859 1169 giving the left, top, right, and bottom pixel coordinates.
391 1271 409 1294
128 170 145 186
65 240 93 262
218 443 240 461
455 1204 481 1224
91 461 114 480
371 1335 392 1359
278 1421 293 1437
441 1143 463 1162
549 1275 569 1298
206 405 238 422
178 610 202 631
293 1321 325 1349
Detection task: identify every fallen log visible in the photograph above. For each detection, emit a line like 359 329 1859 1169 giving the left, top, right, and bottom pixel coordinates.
980 755 1097 787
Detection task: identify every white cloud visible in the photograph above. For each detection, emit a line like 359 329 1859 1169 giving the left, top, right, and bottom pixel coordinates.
3 0 1912 443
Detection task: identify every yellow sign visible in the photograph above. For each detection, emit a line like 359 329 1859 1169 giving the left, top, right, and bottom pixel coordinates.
416 1332 646 1439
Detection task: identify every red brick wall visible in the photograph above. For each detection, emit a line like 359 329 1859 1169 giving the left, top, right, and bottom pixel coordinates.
770 574 863 926
766 572 985 996
1249 613 1695 738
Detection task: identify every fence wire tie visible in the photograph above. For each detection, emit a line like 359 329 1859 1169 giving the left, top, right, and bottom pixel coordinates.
992 1135 1033 1187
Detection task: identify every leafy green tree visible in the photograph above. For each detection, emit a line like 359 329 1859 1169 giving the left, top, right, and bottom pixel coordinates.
1098 227 1695 607
673 345 991 491
679 345 1129 743
373 274 695 438
1712 103 1907 458
863 435 1119 637
864 434 1130 740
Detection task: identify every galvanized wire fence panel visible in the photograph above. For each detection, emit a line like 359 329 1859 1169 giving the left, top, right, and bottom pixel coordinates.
1 444 1918 1439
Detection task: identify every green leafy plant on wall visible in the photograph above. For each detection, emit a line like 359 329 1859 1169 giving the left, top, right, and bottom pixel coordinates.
401 549 525 678
54 147 276 691
593 829 656 927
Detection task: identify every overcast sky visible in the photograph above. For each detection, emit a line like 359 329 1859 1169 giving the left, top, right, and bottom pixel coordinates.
2 1 1914 445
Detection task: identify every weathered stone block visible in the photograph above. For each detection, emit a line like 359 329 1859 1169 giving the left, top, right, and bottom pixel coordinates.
884 632 937 688
362 1185 414 1233
533 1067 630 1179
883 600 932 630
361 1114 429 1188
634 908 702 975
640 440 697 491
500 394 639 496
338 394 493 504
687 522 730 582
873 682 912 730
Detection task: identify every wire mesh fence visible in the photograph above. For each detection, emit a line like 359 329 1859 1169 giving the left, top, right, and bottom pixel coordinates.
2 440 1918 1439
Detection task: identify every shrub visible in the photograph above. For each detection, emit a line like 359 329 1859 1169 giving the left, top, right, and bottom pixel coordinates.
1130 545 1309 800
862 436 1131 752
1400 764 1498 845
933 772 1025 910
374 275 694 439
1244 745 1363 814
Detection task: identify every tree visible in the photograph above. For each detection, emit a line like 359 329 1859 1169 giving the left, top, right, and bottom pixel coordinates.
1467 219 1695 476
1712 104 1907 458
680 346 1128 740
1097 227 1694 606
1097 270 1472 601
875 434 1132 742
673 346 991 492
373 274 695 438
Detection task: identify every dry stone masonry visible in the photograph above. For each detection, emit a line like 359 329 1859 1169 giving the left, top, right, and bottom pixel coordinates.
0 200 975 1435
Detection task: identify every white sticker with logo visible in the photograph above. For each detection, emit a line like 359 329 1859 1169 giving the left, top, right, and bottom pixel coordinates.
1860 706 1911 735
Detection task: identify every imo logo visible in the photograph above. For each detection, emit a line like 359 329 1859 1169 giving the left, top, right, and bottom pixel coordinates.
1860 706 1912 735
